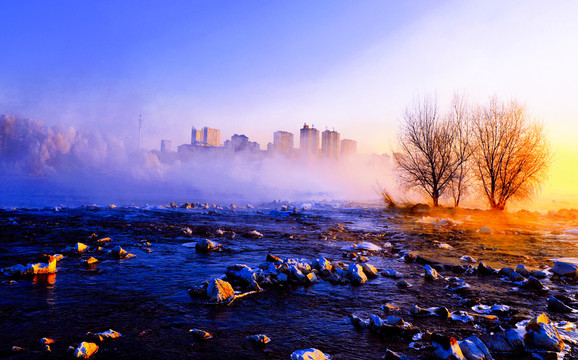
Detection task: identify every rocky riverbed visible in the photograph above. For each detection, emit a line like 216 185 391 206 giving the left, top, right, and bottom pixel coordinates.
1 201 577 359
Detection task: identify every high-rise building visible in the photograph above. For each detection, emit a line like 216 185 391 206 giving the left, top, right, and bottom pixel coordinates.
191 126 220 147
273 131 294 154
160 139 172 153
299 123 319 155
321 130 340 159
340 139 357 157
225 134 260 152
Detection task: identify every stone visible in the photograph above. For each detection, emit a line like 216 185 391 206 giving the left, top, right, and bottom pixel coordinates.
524 314 564 352
347 264 368 285
395 279 412 288
383 349 416 360
361 263 379 277
433 307 451 319
431 334 465 360
82 257 99 266
479 226 493 234
551 261 578 278
409 305 431 316
349 314 368 329
381 304 400 312
277 273 288 282
460 256 477 263
248 230 263 238
306 272 318 284
356 242 382 251
266 254 283 264
64 243 88 254
2 256 58 277
520 276 546 291
516 264 531 277
480 329 524 353
547 296 578 313
110 245 128 259
477 262 496 275
424 264 439 280
189 328 213 339
206 278 235 304
73 342 99 359
382 269 404 278
11 346 25 352
369 314 386 332
87 329 121 342
458 336 493 360
226 264 258 285
195 239 216 252
247 334 270 345
312 257 332 275
41 338 55 345
290 348 330 360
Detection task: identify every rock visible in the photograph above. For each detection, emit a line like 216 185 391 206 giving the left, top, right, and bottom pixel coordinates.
547 296 578 313
386 316 404 326
520 276 547 291
110 245 127 259
383 349 416 360
266 254 283 264
433 307 451 319
44 344 51 353
460 256 477 263
74 342 99 359
306 272 318 284
312 257 332 275
195 238 215 252
289 263 307 283
81 257 99 266
477 262 496 275
458 336 493 360
290 348 330 360
2 256 58 277
395 279 412 288
480 329 524 353
247 334 271 345
361 263 379 278
431 334 465 360
425 264 440 280
381 304 400 312
410 305 431 316
516 264 531 277
524 314 564 352
382 269 403 278
277 273 288 282
347 264 368 285
206 278 235 304
11 346 25 352
551 261 578 278
369 314 386 332
189 328 213 339
87 329 121 342
96 237 112 244
226 264 258 285
349 314 368 329
356 242 382 251
479 226 493 234
64 243 88 254
248 230 263 238
41 338 55 345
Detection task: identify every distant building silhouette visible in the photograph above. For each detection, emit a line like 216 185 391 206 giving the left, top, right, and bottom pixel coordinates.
160 139 172 152
273 131 294 154
321 130 340 158
299 123 319 155
340 139 357 157
224 134 260 152
191 126 220 147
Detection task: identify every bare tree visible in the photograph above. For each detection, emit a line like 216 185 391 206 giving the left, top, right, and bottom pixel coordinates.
447 94 474 207
394 95 457 207
472 98 551 210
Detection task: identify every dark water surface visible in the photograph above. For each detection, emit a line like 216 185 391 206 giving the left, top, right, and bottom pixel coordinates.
1 203 577 359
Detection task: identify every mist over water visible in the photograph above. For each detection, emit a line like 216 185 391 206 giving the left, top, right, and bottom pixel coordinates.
0 115 394 208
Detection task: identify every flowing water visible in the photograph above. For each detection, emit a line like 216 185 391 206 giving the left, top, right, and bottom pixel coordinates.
1 202 577 359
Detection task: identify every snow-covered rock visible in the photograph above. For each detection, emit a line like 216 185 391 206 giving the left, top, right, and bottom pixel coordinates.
524 313 564 352
424 265 439 280
361 263 379 278
290 348 330 360
432 335 465 360
64 243 88 254
87 329 121 342
1 255 58 276
195 238 218 252
355 242 381 251
551 261 578 278
73 342 98 359
312 257 332 274
347 264 367 285
206 278 235 304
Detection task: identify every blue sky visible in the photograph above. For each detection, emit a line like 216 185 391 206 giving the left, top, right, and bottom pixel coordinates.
1 0 577 166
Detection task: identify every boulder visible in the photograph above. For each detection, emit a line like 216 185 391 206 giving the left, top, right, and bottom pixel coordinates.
424 264 440 280
431 334 465 360
520 276 546 291
480 329 524 353
515 264 531 277
206 278 235 304
81 257 99 266
248 230 263 239
189 328 213 339
312 257 332 275
551 261 578 278
87 329 122 342
110 245 127 259
195 239 216 252
524 314 564 352
458 336 493 360
41 338 55 345
547 296 578 313
64 243 88 254
73 342 99 359
361 263 379 278
2 256 58 277
266 254 283 264
395 279 412 288
290 348 330 360
347 264 368 285
226 264 258 285
382 269 403 278
477 262 496 276
247 334 271 345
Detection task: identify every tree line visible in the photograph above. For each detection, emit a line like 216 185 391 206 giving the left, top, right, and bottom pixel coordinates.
394 94 552 210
